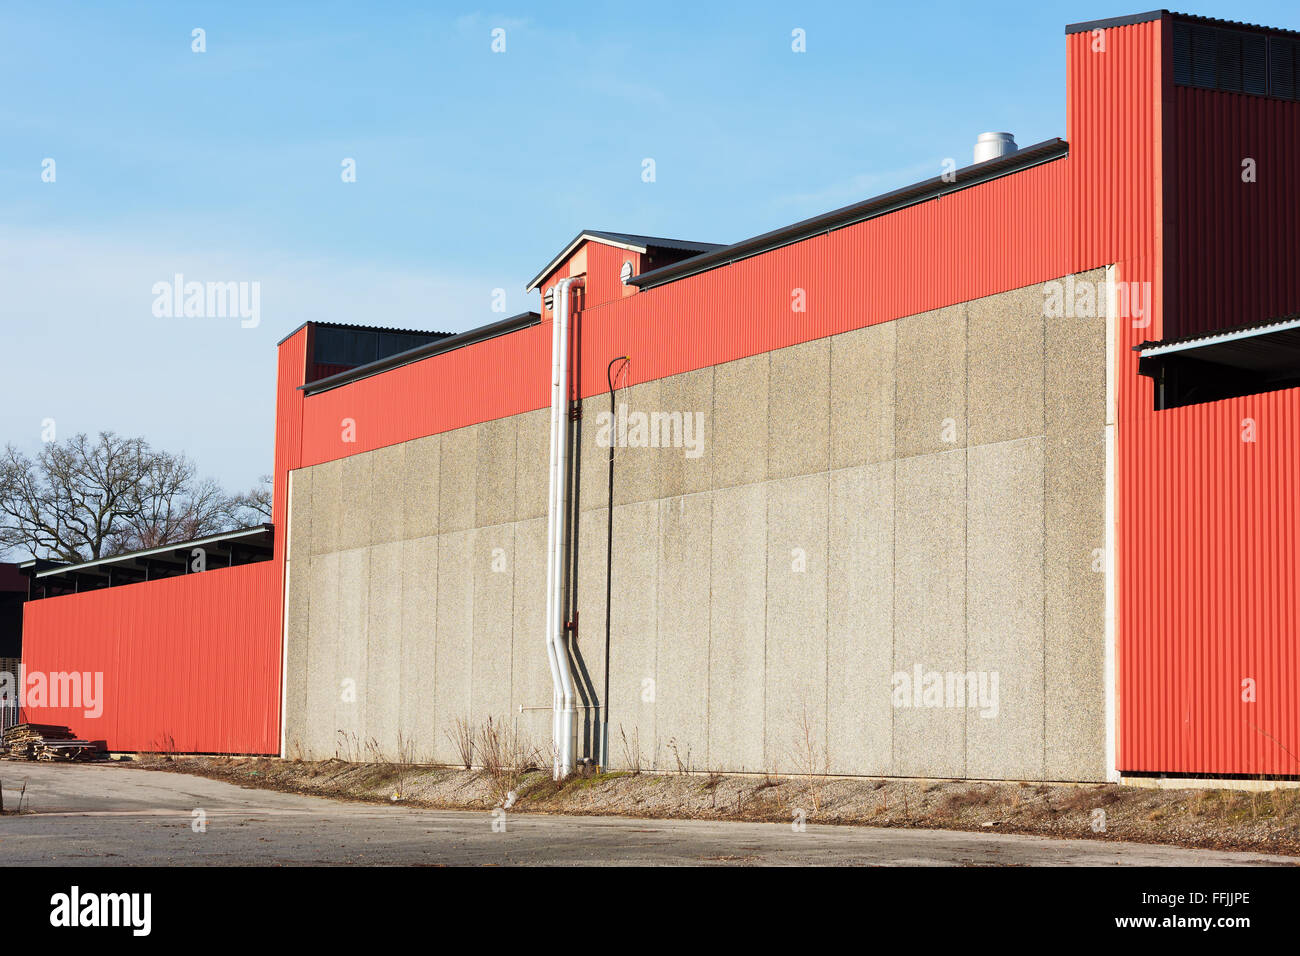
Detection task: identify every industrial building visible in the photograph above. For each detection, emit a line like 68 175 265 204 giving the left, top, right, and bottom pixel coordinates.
18 10 1300 782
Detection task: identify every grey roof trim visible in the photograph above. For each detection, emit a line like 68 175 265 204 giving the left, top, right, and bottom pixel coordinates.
525 231 725 292
629 138 1069 291
301 311 541 396
32 525 273 579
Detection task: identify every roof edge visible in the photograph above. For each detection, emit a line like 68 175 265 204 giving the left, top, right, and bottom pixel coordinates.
629 138 1069 292
1065 10 1166 34
1068 10 1300 39
31 524 274 579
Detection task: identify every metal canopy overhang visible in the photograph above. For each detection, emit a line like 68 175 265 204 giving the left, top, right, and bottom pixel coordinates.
25 524 274 596
1136 316 1300 376
1136 315 1300 409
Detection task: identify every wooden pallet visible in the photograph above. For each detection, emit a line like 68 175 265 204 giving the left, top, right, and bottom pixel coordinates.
2 724 100 761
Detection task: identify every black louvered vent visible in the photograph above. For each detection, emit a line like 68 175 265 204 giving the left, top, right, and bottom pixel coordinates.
1269 36 1300 99
1174 20 1295 99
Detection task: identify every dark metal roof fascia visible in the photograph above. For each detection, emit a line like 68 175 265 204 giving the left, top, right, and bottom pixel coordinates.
628 138 1070 291
300 311 542 395
276 320 452 347
1068 10 1300 39
1065 10 1166 34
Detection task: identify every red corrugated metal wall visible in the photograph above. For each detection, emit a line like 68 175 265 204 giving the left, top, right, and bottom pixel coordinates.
21 562 282 754
1114 18 1300 775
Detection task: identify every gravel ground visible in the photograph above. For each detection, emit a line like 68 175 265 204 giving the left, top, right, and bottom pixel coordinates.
124 754 1300 857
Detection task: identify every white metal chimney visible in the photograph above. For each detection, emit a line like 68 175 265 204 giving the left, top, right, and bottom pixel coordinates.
973 132 1017 164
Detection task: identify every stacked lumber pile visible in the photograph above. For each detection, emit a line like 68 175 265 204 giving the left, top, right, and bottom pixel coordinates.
2 724 101 761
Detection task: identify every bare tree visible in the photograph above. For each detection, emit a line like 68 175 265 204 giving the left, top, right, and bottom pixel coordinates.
224 474 273 526
0 431 246 563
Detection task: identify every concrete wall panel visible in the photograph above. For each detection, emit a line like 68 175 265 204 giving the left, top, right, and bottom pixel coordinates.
402 436 440 540
365 541 404 754
335 549 370 754
656 494 712 769
399 535 438 762
303 551 340 757
510 517 551 752
433 530 474 763
475 416 517 528
288 468 313 567
283 558 311 758
828 462 895 775
370 444 407 545
830 322 896 470
893 449 966 778
658 367 713 499
438 426 477 534
769 340 830 480
612 380 662 508
712 354 769 490
708 482 767 772
309 460 342 556
471 524 514 726
966 438 1044 780
514 409 550 521
608 500 658 768
765 473 828 773
339 455 373 552
895 305 966 457
968 288 1044 446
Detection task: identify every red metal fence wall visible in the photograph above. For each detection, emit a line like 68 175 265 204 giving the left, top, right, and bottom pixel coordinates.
20 562 281 754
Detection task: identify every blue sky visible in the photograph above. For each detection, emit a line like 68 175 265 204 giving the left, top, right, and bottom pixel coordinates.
3 0 1297 496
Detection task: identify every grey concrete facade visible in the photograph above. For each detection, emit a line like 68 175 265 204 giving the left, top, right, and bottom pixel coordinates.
283 270 1110 781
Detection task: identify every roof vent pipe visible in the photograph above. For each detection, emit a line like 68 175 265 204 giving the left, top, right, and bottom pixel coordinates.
973 131 1017 164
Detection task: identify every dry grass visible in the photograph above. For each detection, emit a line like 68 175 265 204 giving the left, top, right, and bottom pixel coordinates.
789 706 830 812
444 717 475 771
476 716 543 806
618 725 643 776
666 737 692 775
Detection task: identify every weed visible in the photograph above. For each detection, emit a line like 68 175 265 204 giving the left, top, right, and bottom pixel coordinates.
445 717 475 770
618 725 643 775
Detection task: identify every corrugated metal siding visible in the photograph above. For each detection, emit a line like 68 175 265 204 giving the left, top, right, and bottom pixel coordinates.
272 328 308 564
1119 391 1300 774
1099 17 1300 775
20 563 282 754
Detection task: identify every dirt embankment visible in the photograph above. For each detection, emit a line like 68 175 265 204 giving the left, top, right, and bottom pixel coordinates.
129 754 1300 857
